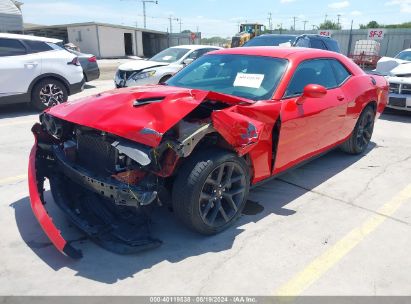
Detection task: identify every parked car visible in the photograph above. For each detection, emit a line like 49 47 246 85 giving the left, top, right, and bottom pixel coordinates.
65 48 100 82
29 47 387 258
243 34 297 47
243 34 341 53
0 33 84 110
375 49 411 111
293 34 341 53
114 45 222 88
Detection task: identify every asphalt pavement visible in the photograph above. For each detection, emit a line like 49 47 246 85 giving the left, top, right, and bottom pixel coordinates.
0 62 410 295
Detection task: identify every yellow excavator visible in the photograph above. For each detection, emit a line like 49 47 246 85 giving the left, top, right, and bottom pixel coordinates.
231 23 265 48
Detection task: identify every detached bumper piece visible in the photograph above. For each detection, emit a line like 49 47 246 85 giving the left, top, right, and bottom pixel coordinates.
28 126 162 258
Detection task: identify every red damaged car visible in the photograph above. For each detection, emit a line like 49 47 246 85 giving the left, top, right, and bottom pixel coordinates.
28 47 388 258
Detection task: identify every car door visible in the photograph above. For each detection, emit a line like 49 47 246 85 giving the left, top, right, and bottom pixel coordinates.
274 59 347 173
0 38 42 97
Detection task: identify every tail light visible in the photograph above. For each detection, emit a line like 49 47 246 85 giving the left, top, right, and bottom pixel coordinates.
88 56 97 63
68 57 80 66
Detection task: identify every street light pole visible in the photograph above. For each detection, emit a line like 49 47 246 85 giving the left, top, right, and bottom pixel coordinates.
141 0 158 29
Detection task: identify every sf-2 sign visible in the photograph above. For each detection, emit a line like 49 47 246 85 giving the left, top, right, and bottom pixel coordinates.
368 29 385 40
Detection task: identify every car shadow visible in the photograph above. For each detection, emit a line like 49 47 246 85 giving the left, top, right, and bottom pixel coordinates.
0 103 39 119
10 144 375 284
380 109 411 123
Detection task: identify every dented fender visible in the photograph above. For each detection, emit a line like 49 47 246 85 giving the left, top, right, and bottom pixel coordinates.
211 102 282 183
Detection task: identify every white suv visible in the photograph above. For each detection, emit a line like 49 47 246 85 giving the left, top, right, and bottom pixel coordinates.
0 33 85 110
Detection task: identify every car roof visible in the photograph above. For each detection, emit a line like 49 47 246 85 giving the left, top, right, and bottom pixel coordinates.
0 33 62 43
298 34 333 40
209 46 337 59
256 34 297 38
170 45 222 50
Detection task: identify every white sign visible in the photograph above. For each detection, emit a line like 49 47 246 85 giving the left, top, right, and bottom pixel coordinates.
318 30 333 37
233 73 265 89
367 28 385 40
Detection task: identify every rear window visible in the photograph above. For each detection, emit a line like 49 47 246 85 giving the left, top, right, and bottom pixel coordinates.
310 39 327 50
325 39 341 53
0 38 27 57
23 40 53 53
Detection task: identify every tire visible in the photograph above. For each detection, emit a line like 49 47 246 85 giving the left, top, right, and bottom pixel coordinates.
159 75 172 84
31 78 68 111
172 149 250 235
340 105 375 155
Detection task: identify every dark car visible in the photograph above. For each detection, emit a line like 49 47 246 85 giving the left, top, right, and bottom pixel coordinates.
293 34 341 53
66 49 100 82
244 34 341 53
243 34 297 47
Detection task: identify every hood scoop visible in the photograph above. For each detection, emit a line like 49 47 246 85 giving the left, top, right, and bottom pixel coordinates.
133 96 166 107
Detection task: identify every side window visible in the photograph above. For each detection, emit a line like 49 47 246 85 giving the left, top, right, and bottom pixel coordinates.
285 59 338 97
187 50 200 60
24 40 53 53
330 59 351 85
0 38 27 57
294 36 310 48
310 39 327 50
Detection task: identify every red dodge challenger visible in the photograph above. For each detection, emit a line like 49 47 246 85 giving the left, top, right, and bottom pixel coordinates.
28 47 388 258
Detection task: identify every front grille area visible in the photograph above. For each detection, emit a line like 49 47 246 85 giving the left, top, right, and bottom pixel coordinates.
389 97 406 107
76 133 118 175
389 83 411 95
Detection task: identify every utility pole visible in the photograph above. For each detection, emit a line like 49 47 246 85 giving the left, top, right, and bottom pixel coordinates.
324 14 328 22
141 0 158 29
302 20 308 31
337 14 341 28
268 12 273 31
179 18 182 33
168 15 179 33
292 16 297 31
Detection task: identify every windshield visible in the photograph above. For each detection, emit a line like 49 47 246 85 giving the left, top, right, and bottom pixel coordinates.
167 54 288 101
395 51 411 61
244 36 296 47
150 47 190 63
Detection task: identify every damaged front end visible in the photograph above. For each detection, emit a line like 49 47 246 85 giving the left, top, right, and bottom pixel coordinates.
28 86 279 258
28 106 221 258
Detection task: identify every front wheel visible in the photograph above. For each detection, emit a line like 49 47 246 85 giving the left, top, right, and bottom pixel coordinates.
340 105 375 155
172 149 250 235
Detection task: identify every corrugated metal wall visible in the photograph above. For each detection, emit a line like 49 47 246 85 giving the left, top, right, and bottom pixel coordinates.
0 0 23 32
277 29 411 57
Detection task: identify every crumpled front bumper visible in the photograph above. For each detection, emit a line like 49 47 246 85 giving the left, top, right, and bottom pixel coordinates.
28 125 161 258
28 137 83 259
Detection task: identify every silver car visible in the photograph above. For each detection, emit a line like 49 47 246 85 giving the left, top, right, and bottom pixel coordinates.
114 45 221 88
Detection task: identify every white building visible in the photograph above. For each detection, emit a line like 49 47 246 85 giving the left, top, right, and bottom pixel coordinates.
0 0 23 32
24 22 201 58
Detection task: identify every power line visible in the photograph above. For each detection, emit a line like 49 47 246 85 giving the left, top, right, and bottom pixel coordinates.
292 16 298 30
141 0 158 29
168 15 179 33
302 20 308 31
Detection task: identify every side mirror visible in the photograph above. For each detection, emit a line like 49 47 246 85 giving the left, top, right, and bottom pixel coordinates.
296 84 327 105
183 58 194 65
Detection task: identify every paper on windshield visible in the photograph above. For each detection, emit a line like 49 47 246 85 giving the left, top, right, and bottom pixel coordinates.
233 73 265 88
162 56 173 60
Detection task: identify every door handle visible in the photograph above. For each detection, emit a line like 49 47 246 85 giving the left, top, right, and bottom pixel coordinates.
24 62 38 68
337 95 345 101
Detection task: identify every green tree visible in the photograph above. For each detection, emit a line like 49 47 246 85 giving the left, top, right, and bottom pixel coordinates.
359 20 380 29
318 20 341 30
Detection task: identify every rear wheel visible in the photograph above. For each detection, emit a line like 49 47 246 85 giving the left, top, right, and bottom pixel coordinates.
172 149 250 235
341 105 375 155
31 78 68 111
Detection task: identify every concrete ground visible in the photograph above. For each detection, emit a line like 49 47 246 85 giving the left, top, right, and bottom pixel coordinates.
0 74 410 296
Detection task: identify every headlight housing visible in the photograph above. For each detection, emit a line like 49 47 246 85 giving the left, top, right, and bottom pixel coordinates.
131 70 156 81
